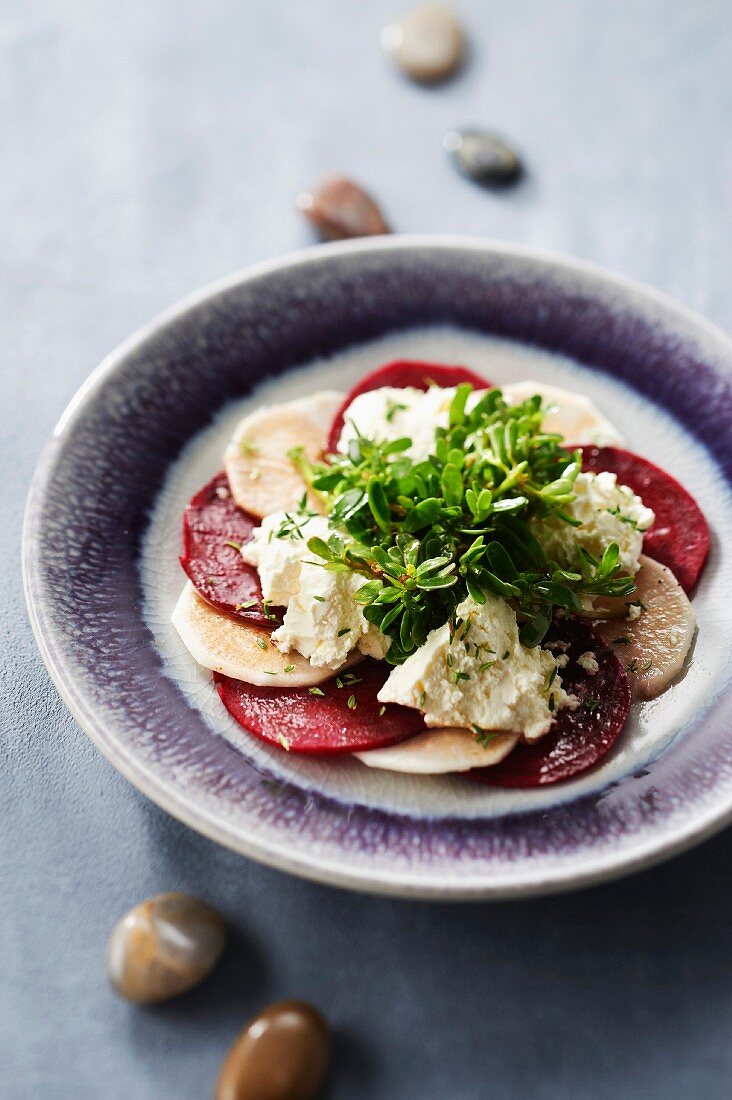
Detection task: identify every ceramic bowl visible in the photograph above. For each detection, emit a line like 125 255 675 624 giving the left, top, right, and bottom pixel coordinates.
23 237 732 898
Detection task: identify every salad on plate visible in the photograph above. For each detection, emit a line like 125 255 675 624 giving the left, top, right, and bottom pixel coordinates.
172 361 709 787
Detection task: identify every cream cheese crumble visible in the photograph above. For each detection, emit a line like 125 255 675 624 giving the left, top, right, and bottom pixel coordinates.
337 385 460 463
577 651 599 675
533 470 654 574
377 595 576 741
241 513 386 668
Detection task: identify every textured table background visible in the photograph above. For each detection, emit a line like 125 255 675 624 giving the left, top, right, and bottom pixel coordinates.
4 2 732 1096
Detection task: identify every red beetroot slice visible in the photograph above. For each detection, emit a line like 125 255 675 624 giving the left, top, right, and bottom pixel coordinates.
214 658 425 754
471 619 631 788
326 360 491 453
180 472 279 629
581 446 709 593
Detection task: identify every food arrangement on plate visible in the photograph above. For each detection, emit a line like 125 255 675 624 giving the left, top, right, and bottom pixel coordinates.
172 359 709 787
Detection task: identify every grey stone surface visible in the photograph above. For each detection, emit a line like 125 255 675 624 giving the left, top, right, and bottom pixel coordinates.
3 1 731 1096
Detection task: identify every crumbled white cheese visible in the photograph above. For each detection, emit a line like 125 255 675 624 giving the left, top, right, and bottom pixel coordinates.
377 595 575 742
358 624 391 660
627 602 643 621
338 385 466 462
555 653 570 668
241 513 385 668
533 470 654 574
577 651 599 675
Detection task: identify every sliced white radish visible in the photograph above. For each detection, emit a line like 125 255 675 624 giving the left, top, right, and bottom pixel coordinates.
354 727 518 774
224 391 343 519
171 581 352 687
502 380 624 446
594 555 696 699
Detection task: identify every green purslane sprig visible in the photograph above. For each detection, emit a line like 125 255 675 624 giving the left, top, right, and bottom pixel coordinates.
290 384 635 664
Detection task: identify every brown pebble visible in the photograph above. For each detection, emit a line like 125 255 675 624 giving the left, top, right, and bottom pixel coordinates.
381 4 465 83
106 892 225 1003
296 177 390 240
215 1000 330 1100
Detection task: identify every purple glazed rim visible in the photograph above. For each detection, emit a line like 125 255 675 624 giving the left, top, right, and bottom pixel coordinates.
22 235 732 899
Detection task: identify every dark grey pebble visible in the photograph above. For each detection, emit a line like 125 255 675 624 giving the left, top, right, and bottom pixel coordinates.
444 129 523 187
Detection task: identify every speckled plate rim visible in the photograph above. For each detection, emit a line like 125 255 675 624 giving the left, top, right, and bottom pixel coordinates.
22 234 732 900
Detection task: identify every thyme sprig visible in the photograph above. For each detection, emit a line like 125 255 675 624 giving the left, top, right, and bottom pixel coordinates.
291 385 634 663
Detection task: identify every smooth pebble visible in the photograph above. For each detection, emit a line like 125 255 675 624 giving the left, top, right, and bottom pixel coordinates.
444 128 523 187
215 1000 331 1100
296 176 390 240
106 892 225 1003
381 4 465 83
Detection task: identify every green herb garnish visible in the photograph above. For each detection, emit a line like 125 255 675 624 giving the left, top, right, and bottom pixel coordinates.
385 398 408 422
274 509 318 540
607 506 640 528
288 385 635 663
472 725 499 749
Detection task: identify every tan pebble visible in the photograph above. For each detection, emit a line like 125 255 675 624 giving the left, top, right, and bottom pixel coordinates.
296 177 390 240
215 1000 330 1100
381 4 465 83
106 892 225 1003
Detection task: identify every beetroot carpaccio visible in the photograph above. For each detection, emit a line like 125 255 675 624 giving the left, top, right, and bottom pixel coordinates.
216 659 424 754
171 361 707 788
180 472 279 628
